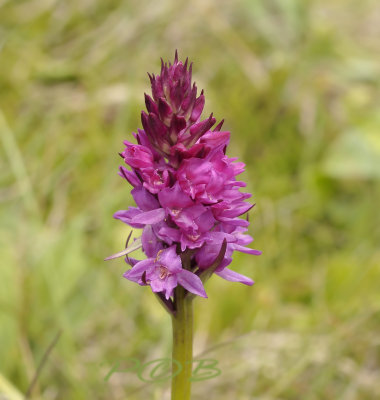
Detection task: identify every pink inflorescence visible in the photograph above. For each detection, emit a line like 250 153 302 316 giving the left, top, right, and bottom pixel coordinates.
111 52 261 300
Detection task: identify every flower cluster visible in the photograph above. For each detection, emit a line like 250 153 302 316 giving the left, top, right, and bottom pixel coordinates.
110 52 261 300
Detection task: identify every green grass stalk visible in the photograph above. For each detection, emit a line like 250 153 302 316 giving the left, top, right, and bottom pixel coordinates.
171 286 193 400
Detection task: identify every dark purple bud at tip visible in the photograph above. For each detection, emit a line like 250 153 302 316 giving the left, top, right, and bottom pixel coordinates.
158 97 173 121
174 49 178 63
170 82 183 111
190 94 205 122
147 73 154 85
148 112 168 138
185 114 216 147
144 93 158 115
181 83 197 113
213 119 224 131
171 114 187 133
141 110 149 131
151 75 164 101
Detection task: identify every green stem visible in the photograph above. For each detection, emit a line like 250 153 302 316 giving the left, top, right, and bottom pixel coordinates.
171 286 193 400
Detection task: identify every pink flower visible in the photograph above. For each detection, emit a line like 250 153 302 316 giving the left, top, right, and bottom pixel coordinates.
122 142 154 169
123 246 207 299
108 52 261 300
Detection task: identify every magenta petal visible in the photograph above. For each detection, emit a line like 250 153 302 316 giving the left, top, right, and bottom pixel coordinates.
187 115 216 143
122 144 153 168
113 208 141 220
173 204 205 231
200 130 230 147
158 246 182 272
158 183 193 209
164 275 177 299
205 231 236 243
221 202 253 217
118 166 140 187
194 209 216 232
150 278 165 292
190 93 205 122
195 243 222 268
157 226 181 243
132 186 160 211
123 259 154 282
113 208 145 228
177 269 207 298
124 256 140 267
142 225 163 258
232 244 262 255
217 217 249 227
216 268 254 286
131 208 165 225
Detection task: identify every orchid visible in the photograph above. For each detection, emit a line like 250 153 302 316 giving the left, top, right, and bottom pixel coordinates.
123 246 207 300
109 52 260 297
106 52 260 400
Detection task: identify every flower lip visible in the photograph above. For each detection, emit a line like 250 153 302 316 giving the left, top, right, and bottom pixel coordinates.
123 245 207 299
158 265 170 280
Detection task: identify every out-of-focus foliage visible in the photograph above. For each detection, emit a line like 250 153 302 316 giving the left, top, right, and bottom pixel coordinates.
1 0 379 399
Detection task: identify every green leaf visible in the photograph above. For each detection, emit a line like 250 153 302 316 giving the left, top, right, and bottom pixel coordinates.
0 373 24 400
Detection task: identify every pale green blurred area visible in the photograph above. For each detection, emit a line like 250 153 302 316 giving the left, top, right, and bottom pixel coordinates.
1 0 380 399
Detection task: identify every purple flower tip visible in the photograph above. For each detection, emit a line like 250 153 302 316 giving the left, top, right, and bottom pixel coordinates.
111 52 260 299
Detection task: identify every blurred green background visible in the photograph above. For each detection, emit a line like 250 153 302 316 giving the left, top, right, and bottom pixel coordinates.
1 0 380 399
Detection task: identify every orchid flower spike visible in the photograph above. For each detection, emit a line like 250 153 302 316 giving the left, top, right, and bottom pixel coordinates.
107 51 261 302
